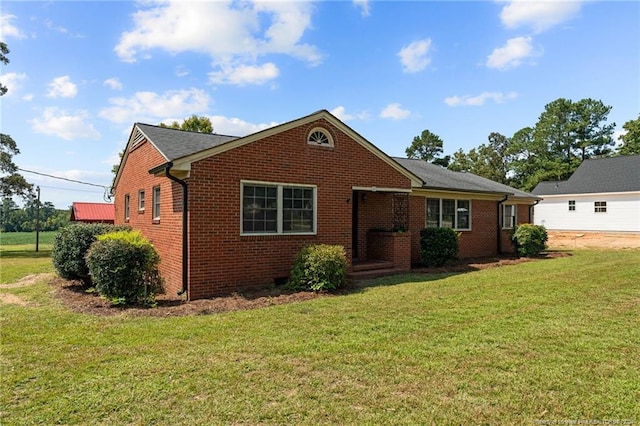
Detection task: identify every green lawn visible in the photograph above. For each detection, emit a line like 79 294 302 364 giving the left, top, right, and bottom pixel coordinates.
1 249 639 424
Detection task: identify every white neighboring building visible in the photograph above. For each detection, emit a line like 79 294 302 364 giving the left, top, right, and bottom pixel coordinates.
532 155 640 233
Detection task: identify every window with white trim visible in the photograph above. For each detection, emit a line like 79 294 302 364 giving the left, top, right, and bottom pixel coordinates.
307 127 334 147
152 186 161 221
124 194 130 221
242 182 316 235
502 204 517 229
425 198 471 230
138 190 145 211
568 200 575 211
594 201 607 213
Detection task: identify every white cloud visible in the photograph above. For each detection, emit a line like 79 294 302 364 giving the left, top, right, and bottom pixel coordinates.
208 115 278 136
444 91 518 107
380 103 411 120
0 72 27 96
1 14 26 39
46 76 78 98
114 1 322 85
354 0 370 17
486 36 540 70
330 106 369 122
209 63 279 86
31 107 100 140
103 78 123 90
99 88 210 124
498 0 583 33
398 39 432 73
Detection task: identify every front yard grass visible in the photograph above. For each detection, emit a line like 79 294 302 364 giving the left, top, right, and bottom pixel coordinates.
1 249 639 424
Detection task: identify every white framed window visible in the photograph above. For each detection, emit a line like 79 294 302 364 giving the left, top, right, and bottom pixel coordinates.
568 200 575 211
502 204 517 229
425 198 471 231
594 201 607 213
241 181 316 235
152 186 161 221
138 190 145 211
124 194 130 221
307 127 334 147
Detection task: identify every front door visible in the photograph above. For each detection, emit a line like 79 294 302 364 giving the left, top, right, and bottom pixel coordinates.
351 190 359 260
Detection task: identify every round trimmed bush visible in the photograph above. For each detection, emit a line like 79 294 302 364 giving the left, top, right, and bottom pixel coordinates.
420 227 459 267
52 223 130 283
85 230 162 305
289 244 347 292
512 224 548 257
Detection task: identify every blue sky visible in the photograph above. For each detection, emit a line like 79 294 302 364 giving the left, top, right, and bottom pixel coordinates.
1 0 638 208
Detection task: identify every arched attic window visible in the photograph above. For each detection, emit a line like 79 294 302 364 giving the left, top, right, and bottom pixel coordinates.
307 127 334 147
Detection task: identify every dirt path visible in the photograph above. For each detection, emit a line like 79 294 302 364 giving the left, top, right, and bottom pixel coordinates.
546 231 640 249
0 273 54 306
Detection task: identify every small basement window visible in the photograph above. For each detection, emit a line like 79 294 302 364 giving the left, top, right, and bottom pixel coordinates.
307 127 334 147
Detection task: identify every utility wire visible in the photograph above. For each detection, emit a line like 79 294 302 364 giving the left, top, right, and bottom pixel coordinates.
18 168 110 189
17 168 113 202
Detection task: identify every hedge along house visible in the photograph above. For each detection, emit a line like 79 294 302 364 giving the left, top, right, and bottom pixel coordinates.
113 110 540 300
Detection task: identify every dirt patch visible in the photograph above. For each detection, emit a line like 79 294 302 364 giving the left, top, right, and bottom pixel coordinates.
0 293 30 306
0 273 55 289
48 253 569 318
546 231 640 249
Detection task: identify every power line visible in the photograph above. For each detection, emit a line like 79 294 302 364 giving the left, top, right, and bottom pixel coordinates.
37 185 104 194
17 168 110 189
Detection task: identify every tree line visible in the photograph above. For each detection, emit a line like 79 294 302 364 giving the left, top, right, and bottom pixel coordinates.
1 198 70 232
406 98 640 192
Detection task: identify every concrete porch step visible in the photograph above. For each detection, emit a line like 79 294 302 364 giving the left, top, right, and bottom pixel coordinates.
347 267 408 281
351 260 394 272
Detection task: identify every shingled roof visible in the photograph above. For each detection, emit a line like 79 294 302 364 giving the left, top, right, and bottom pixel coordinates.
134 123 239 161
393 158 538 199
532 155 640 195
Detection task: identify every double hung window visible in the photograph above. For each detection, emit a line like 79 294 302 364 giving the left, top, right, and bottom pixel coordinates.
242 182 316 235
502 204 517 229
426 198 471 230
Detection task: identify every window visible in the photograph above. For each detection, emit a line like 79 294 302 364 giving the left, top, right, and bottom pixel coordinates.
152 186 161 220
594 201 607 213
425 198 471 230
124 194 130 221
307 127 333 147
138 190 145 211
568 200 575 211
242 182 316 235
503 204 517 229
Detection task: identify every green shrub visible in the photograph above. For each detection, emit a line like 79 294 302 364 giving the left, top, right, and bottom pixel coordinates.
289 244 347 292
85 230 162 305
52 223 130 283
512 224 548 257
420 227 459 267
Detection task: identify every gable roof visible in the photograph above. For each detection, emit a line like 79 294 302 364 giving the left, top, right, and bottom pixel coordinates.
393 157 539 199
134 124 239 162
532 155 640 195
70 202 114 222
133 110 422 188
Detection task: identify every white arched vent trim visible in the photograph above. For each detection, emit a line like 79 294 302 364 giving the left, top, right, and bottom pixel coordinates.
307 127 334 147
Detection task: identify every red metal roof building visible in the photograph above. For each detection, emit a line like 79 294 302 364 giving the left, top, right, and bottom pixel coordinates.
70 202 115 224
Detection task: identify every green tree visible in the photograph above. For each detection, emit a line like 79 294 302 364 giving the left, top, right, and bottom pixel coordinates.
405 129 444 162
1 42 9 96
0 43 32 200
159 114 214 133
446 132 511 184
617 114 640 155
448 148 472 172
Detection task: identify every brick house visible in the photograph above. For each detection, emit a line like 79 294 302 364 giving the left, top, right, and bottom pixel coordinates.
113 110 539 300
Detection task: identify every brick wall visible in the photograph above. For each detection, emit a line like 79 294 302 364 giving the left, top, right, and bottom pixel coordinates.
186 118 412 299
114 140 185 296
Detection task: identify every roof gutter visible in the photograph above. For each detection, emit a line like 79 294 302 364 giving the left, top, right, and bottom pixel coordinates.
162 162 189 298
529 199 540 224
497 195 509 255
